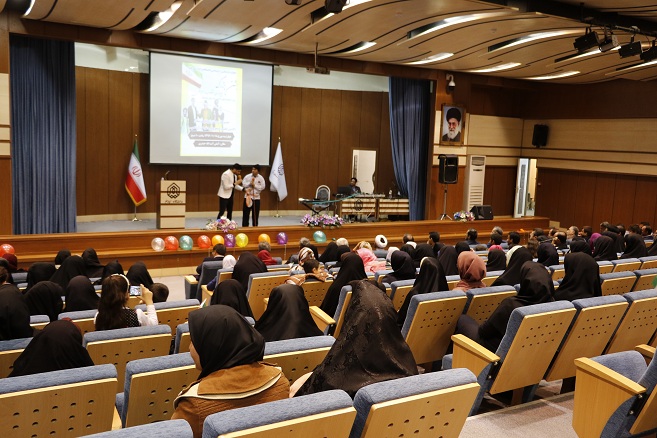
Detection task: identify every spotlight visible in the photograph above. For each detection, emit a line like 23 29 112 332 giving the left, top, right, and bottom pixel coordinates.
598 34 618 52
619 39 642 58
324 0 346 13
573 30 599 53
640 41 657 62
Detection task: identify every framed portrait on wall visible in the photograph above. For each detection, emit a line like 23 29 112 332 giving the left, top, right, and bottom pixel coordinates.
439 104 466 145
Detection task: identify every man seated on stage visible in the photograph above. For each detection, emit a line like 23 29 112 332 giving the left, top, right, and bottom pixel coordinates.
349 177 361 194
195 244 226 279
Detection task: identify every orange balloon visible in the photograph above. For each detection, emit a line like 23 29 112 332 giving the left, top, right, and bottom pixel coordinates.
197 235 212 249
258 234 271 244
164 236 178 250
0 244 15 255
212 235 225 246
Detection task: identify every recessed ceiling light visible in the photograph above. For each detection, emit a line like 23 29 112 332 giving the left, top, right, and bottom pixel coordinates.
526 71 579 80
489 30 581 52
405 52 453 65
341 42 377 54
406 12 510 43
245 27 283 44
468 62 521 73
144 1 183 32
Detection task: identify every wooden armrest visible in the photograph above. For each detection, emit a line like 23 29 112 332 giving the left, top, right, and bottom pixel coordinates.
309 306 336 326
201 285 213 306
574 357 646 395
451 334 500 377
636 344 655 360
184 275 198 285
264 297 269 306
451 334 499 362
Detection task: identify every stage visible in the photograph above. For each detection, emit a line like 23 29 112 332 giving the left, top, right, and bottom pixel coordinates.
2 214 550 274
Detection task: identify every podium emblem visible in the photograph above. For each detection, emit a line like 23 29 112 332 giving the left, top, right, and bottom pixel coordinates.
167 183 181 199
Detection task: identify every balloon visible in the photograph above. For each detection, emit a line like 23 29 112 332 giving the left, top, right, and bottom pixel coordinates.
276 232 288 245
225 234 235 248
197 235 212 249
258 233 271 244
313 230 327 243
211 235 225 246
151 237 165 252
179 235 193 250
235 233 249 248
0 244 15 255
164 236 178 251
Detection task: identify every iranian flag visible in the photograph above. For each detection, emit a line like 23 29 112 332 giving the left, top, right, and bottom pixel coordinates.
125 138 147 206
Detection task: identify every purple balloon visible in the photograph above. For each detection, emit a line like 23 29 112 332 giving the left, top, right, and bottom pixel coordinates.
225 233 236 247
277 232 288 245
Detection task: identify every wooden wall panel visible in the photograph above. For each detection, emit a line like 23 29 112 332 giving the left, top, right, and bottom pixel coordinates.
612 175 637 227
482 166 516 217
108 70 135 215
75 68 87 215
592 173 615 228
299 88 323 200
83 68 110 215
633 179 657 227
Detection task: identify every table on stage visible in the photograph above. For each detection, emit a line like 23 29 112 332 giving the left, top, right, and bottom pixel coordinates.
336 195 409 220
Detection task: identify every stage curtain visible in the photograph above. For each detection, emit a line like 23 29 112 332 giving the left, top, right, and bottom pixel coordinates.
388 77 431 221
10 36 77 234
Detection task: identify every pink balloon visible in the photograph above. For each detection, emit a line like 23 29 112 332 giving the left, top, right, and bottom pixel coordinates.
225 233 236 248
276 232 288 245
0 244 15 255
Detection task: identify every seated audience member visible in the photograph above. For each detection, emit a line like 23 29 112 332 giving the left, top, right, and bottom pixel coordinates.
385 247 400 265
412 243 435 269
465 228 479 246
506 231 521 256
332 245 352 268
255 284 323 342
549 227 558 238
293 280 417 398
381 251 416 284
428 231 444 256
8 319 94 377
488 232 504 248
398 244 415 260
50 255 87 289
230 252 267 291
569 239 592 255
621 233 648 259
151 283 170 303
402 233 416 249
437 245 459 276
335 237 349 248
195 244 226 278
256 241 277 266
373 235 388 258
172 305 289 437
397 257 448 327
455 241 472 256
210 279 253 318
593 235 617 262
526 237 539 258
554 253 601 301
486 249 506 272
24 281 64 321
537 241 559 267
205 255 237 292
81 248 105 278
603 226 624 254
628 224 642 235
492 247 533 287
65 275 100 312
456 261 554 352
0 267 33 340
320 253 367 317
24 262 57 292
289 246 315 273
356 247 386 273
95 260 124 285
318 241 339 264
0 257 16 284
453 251 486 292
286 259 331 286
553 232 568 251
95 274 158 330
580 226 593 241
492 226 504 238
566 226 579 242
353 241 373 251
530 228 545 240
286 237 311 264
642 225 653 240
1 253 24 274
54 249 71 267
126 261 154 289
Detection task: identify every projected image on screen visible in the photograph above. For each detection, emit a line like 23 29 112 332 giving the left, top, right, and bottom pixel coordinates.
150 52 272 166
181 63 242 156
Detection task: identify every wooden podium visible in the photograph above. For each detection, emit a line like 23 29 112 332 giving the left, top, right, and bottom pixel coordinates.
157 180 186 229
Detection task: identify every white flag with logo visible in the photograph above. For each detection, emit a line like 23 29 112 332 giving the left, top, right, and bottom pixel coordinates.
269 141 288 201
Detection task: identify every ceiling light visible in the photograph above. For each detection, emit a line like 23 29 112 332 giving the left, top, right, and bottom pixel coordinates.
618 39 642 58
468 62 521 73
489 30 580 53
573 29 599 52
405 53 453 65
607 59 657 75
143 1 183 32
339 42 376 54
325 0 346 13
406 12 509 43
245 27 283 44
554 48 599 64
640 42 657 62
598 29 618 53
526 71 579 80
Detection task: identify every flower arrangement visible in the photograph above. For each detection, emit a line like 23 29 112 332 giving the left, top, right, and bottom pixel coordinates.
453 211 475 222
206 217 238 232
301 214 345 228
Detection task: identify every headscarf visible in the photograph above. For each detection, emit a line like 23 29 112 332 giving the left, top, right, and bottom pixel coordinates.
622 233 648 259
515 261 555 305
305 244 319 260
386 247 400 264
50 255 87 289
399 244 415 259
356 248 386 273
0 259 14 284
222 255 237 270
437 245 459 276
2 253 19 272
319 242 340 264
486 249 506 271
593 235 617 262
454 251 486 291
65 275 99 312
537 242 559 267
333 245 352 268
297 280 417 398
382 251 416 284
491 247 533 287
255 284 323 342
397 257 448 327
97 260 124 285
603 230 624 254
589 233 602 253
81 248 105 278
320 252 367 316
455 241 472 256
257 250 277 266
8 320 94 377
232 252 267 291
188 305 265 379
412 243 435 269
649 239 657 257
25 262 57 292
24 281 64 321
569 239 592 255
54 249 71 265
0 283 33 340
554 253 602 301
297 247 315 266
210 279 253 318
126 262 154 289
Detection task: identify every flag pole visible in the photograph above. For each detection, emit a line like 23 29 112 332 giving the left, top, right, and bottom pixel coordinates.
132 204 141 222
273 198 282 218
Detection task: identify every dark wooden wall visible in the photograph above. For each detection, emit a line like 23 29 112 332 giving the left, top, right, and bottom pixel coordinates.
75 67 394 216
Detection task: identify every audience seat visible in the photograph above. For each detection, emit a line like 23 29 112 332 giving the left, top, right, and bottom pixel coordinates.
597 261 614 274
463 286 517 324
29 314 50 330
263 336 335 384
639 255 657 270
388 279 415 311
201 390 356 438
265 263 291 272
600 271 638 296
84 419 193 437
374 270 392 284
605 289 657 354
350 368 479 438
329 286 353 337
548 264 566 281
301 280 332 307
116 353 196 428
611 258 642 273
246 272 290 319
190 260 222 301
58 309 98 334
446 275 459 290
445 301 576 415
83 325 173 391
135 299 200 335
632 268 657 291
0 364 117 436
0 337 31 378
174 317 255 354
482 270 504 286
573 350 657 438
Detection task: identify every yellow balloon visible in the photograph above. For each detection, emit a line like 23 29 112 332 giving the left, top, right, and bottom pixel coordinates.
258 233 271 243
211 235 225 245
235 233 249 248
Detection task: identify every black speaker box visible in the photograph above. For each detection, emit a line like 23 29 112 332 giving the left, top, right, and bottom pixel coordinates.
470 205 493 220
532 124 549 147
438 154 458 184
